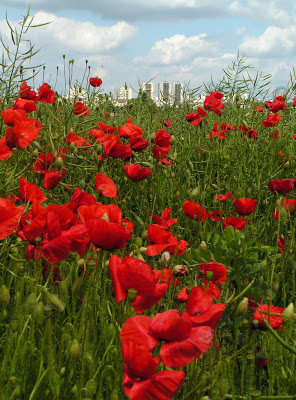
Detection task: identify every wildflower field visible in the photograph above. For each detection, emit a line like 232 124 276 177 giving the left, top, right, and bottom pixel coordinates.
2 11 296 400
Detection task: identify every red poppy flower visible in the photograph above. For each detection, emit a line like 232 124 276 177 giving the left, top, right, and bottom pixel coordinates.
198 260 227 284
19 177 47 203
233 198 257 215
223 216 246 231
38 83 55 104
154 130 171 147
89 77 102 87
124 164 152 181
70 188 97 208
20 81 38 101
74 102 89 118
43 170 63 190
67 131 91 148
240 125 258 139
77 204 132 251
186 107 207 127
152 144 171 162
41 211 87 262
254 106 264 113
253 304 284 330
1 118 40 149
0 198 24 240
1 109 26 126
278 237 285 254
183 201 207 221
214 192 233 202
164 120 173 127
267 179 294 194
0 143 12 160
13 99 36 113
186 287 226 329
204 91 224 115
149 309 213 368
146 224 188 257
123 365 185 400
97 121 117 134
264 96 286 113
208 209 224 221
152 208 177 229
109 255 169 313
95 173 117 197
104 137 132 159
262 113 282 127
129 135 149 152
118 123 143 139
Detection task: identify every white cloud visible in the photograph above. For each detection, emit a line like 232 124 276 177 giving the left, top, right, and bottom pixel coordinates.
0 11 138 54
240 25 296 57
134 34 218 66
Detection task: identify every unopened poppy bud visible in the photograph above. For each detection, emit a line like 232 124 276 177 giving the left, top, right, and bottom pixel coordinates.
150 133 155 141
206 271 213 280
237 297 249 314
212 183 218 190
139 246 147 254
200 241 207 250
161 251 170 267
49 294 65 312
127 288 137 303
70 339 80 360
142 230 148 240
253 319 259 328
173 151 178 160
284 161 290 169
173 265 187 277
0 285 10 305
134 237 143 248
272 281 279 292
279 208 288 224
32 148 39 157
32 140 41 150
250 389 261 397
185 169 191 177
189 161 194 170
190 187 199 197
283 303 294 321
170 135 175 144
213 198 218 206
87 260 96 271
101 213 109 222
77 258 85 266
70 142 75 151
60 367 66 376
260 259 267 270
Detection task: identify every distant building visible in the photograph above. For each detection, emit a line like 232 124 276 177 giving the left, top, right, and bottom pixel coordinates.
142 83 156 100
158 82 184 104
114 86 133 100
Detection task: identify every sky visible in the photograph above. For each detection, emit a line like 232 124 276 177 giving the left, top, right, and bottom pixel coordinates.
0 0 295 98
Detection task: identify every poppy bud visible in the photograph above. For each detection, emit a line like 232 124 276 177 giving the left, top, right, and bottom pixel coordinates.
173 265 187 276
283 303 294 321
79 178 85 189
32 149 39 157
77 258 85 266
260 259 267 270
237 297 249 314
139 247 147 254
190 187 199 197
127 288 137 303
49 294 65 312
206 271 213 280
212 183 218 190
70 142 75 151
279 208 288 224
161 251 170 267
70 339 80 360
142 230 148 240
60 367 66 376
32 140 42 150
250 389 261 397
284 161 290 169
272 281 279 292
170 135 175 144
199 241 207 250
173 151 178 160
253 319 259 328
0 285 10 305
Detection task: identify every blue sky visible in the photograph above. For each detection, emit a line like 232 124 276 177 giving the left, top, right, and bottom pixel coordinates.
0 1 295 98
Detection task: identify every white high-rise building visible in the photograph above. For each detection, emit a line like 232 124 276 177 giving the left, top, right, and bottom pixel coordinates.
114 87 133 100
158 82 184 104
142 83 156 100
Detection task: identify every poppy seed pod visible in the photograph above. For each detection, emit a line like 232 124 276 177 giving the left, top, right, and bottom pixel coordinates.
127 288 137 303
